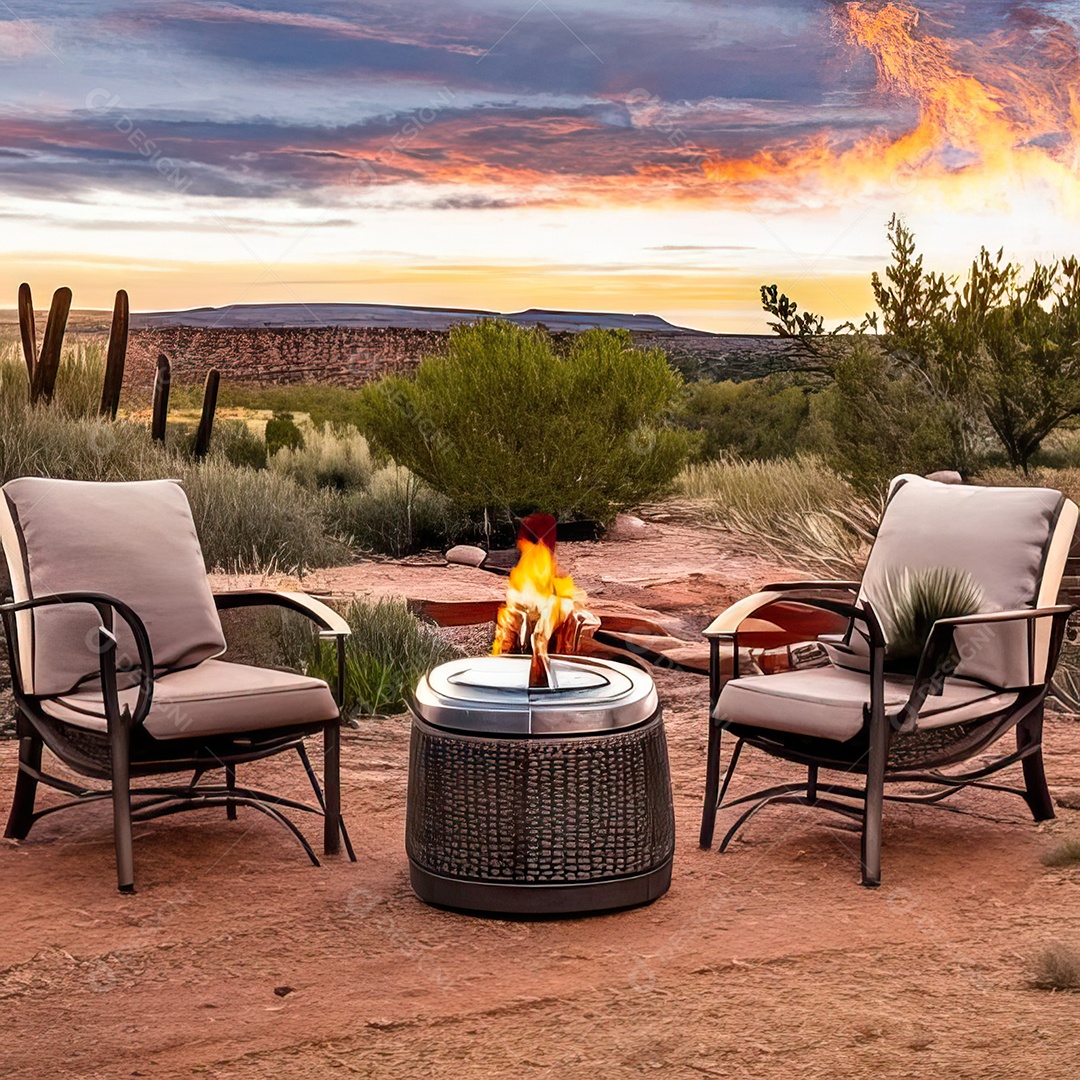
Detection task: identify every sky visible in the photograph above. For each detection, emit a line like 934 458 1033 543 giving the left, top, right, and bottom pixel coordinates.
1 0 1079 331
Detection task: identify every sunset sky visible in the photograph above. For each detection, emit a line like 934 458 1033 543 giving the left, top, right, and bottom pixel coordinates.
1 1 1079 331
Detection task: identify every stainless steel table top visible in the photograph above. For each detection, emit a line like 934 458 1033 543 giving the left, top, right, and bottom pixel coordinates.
412 654 659 735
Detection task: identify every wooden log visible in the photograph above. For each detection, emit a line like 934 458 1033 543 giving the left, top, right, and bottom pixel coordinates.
30 286 72 405
151 353 171 443
17 282 35 385
99 288 129 419
193 368 220 459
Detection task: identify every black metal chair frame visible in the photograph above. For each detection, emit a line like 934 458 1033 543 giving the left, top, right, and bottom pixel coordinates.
3 588 356 892
699 581 1074 887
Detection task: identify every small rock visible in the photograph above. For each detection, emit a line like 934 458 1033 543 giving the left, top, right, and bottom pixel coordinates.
925 470 964 485
1054 790 1080 810
273 985 294 997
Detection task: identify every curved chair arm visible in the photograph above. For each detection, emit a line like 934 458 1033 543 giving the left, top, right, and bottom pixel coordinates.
0 591 156 729
704 589 885 709
704 581 860 638
213 590 351 638
213 589 351 708
895 604 1075 732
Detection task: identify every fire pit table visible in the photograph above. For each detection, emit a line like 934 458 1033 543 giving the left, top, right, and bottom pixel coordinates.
406 654 674 915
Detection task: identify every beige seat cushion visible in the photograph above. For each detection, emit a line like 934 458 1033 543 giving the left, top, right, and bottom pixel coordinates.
40 660 338 741
713 665 1017 743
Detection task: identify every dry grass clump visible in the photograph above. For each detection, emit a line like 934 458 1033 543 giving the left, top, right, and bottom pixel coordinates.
676 455 880 578
1041 837 1080 868
270 423 374 492
1030 943 1080 991
977 465 1080 506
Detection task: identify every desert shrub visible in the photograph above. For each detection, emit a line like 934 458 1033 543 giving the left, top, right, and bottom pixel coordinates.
278 597 460 716
357 320 693 527
328 464 466 557
177 461 346 573
271 424 374 492
812 340 965 494
677 455 879 577
1042 838 1080 868
681 376 810 461
1031 943 1080 991
265 411 305 456
212 420 269 470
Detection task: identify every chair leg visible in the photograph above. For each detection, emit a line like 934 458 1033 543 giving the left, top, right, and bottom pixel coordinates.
861 717 887 888
323 720 341 856
109 725 136 894
699 719 723 849
1017 704 1055 822
5 730 43 841
225 763 237 821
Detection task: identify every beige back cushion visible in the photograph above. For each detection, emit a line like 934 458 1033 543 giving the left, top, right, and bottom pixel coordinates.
840 475 1074 688
0 478 226 696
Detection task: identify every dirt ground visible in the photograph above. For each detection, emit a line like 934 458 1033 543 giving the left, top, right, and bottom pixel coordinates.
2 520 1080 1079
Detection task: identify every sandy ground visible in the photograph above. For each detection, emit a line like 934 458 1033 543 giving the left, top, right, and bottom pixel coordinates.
2 521 1080 1079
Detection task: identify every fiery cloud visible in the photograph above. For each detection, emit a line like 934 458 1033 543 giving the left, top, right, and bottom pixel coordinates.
703 2 1080 209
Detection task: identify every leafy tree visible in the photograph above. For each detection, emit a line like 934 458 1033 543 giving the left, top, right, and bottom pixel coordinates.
761 217 1080 476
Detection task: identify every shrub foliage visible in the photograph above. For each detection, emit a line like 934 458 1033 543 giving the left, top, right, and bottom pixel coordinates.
357 320 693 526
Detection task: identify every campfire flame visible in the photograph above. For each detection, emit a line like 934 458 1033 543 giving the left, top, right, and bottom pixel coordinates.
702 1 1080 208
492 514 600 688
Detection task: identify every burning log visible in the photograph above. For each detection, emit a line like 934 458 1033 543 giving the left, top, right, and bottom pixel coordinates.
492 514 600 688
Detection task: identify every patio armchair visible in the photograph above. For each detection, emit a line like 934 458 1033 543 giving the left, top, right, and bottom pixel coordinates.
699 474 1077 886
0 477 356 892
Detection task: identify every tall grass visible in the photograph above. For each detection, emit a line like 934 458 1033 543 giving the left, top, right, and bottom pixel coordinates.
278 597 461 716
676 455 880 577
179 460 346 573
0 341 107 419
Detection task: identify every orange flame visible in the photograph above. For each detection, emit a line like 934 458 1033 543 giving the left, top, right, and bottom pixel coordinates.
703 1 1080 208
492 536 580 657
491 517 598 687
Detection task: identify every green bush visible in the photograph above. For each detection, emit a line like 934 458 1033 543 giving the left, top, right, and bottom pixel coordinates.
265 411 305 456
271 424 373 492
681 377 810 461
356 320 694 527
813 340 965 494
278 597 461 716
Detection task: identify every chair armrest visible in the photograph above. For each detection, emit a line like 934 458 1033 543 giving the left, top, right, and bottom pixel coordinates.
895 605 1076 732
0 591 155 728
213 590 351 638
703 583 864 639
761 580 862 593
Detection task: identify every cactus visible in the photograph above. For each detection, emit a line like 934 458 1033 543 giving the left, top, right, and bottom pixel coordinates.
30 287 72 405
151 352 171 443
17 282 36 385
99 289 129 419
193 369 220 460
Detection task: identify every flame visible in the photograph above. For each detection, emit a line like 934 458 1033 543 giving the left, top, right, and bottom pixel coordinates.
491 519 598 687
703 1 1080 209
493 536 581 657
